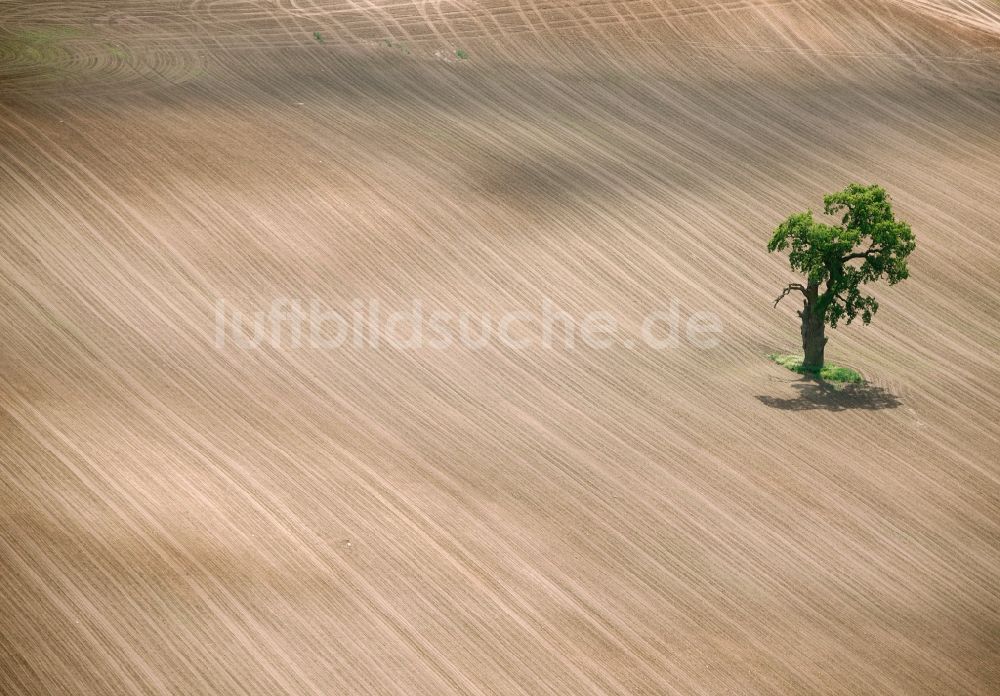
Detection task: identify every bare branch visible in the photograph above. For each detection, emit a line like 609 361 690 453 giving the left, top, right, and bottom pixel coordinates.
842 245 883 262
773 283 806 308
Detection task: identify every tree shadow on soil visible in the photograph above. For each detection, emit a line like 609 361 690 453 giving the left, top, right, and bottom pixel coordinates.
756 376 902 412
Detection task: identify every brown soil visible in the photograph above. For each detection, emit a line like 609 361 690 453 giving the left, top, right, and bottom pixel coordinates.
2 1 999 693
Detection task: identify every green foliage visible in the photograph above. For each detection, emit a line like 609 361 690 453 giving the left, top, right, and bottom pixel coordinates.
768 183 915 328
455 48 469 60
313 31 324 43
768 354 864 383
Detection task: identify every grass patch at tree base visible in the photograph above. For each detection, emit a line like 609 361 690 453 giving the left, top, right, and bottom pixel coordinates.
768 354 864 383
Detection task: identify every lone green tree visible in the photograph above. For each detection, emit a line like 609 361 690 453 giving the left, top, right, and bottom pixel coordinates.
768 183 916 371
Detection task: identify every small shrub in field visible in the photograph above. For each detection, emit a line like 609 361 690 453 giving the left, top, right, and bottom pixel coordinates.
768 354 863 383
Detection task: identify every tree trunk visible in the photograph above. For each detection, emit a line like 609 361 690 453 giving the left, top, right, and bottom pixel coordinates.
800 292 827 371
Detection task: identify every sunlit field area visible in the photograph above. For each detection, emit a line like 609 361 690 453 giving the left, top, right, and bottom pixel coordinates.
2 1 999 693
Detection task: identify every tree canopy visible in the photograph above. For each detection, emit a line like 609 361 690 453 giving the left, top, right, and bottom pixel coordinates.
768 183 916 328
